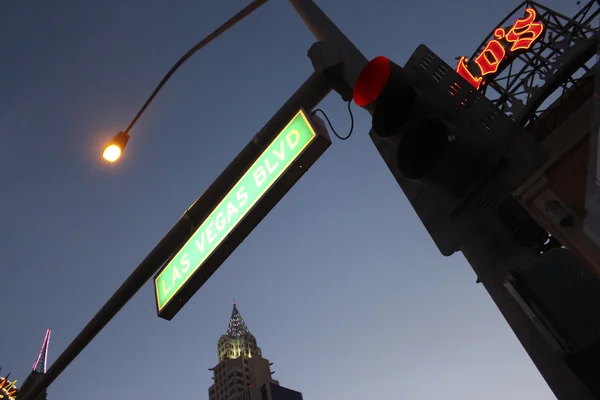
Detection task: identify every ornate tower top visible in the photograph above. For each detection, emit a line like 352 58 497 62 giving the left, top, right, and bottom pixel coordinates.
217 302 261 362
226 302 251 338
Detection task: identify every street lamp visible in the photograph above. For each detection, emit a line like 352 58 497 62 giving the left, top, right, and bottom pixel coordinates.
99 0 268 164
19 4 271 398
102 131 130 162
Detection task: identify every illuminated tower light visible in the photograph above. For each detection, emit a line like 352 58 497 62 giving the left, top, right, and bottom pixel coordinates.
32 329 51 374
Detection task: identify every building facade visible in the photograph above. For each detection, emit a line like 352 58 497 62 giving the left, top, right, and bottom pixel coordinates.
208 304 303 400
234 382 303 400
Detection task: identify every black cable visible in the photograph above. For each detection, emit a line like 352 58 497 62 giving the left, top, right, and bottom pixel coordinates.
311 100 354 141
125 0 269 134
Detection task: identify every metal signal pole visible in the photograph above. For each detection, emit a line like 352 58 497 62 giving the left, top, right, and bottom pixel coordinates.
288 0 368 89
461 217 597 400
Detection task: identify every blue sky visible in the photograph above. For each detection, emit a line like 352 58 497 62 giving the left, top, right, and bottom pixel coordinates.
1 0 576 399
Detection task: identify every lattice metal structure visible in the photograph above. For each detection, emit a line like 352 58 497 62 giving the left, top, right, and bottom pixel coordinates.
226 303 251 339
31 329 51 374
465 0 600 132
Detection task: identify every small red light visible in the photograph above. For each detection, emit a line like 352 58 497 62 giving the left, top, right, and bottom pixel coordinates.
353 56 392 107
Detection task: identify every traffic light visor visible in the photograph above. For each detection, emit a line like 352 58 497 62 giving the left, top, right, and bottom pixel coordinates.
353 56 391 107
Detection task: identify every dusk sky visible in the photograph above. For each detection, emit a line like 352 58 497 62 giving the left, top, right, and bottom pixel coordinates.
2 0 576 399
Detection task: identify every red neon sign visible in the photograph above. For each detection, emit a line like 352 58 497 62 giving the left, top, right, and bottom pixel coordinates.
456 8 544 90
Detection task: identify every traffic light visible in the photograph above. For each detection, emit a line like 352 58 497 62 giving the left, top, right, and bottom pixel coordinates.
354 55 506 199
354 45 546 256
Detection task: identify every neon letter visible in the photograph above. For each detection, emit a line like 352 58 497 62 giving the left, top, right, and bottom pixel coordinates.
456 56 482 89
505 8 544 51
474 39 506 76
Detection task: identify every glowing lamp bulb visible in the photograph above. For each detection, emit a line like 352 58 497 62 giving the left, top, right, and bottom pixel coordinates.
103 144 122 162
101 131 130 163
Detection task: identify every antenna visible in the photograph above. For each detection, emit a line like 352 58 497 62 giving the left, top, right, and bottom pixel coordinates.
32 329 51 374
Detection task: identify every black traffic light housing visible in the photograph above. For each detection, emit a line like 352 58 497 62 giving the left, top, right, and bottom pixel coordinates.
354 46 546 256
354 56 507 199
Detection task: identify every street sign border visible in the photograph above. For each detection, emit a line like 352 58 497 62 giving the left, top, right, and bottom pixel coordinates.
154 108 331 320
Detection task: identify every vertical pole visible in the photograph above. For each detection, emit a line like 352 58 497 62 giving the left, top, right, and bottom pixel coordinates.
461 217 596 400
288 0 368 88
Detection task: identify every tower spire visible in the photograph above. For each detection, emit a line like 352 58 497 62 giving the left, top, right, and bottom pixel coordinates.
32 329 51 373
226 302 250 338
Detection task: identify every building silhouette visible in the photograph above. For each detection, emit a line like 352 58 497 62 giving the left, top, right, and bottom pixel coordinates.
208 303 303 400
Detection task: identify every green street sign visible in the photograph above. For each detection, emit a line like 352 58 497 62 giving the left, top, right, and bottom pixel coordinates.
154 109 330 320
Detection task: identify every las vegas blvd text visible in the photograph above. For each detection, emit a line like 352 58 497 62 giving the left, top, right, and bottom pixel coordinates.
154 111 317 310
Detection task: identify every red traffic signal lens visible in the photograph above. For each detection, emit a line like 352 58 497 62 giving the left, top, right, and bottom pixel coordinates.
353 56 391 107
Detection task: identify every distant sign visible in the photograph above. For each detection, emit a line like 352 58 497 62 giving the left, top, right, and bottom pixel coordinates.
456 8 544 90
154 109 330 320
